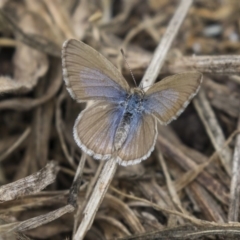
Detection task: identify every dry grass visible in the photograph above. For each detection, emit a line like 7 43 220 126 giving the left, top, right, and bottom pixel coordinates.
1 0 240 239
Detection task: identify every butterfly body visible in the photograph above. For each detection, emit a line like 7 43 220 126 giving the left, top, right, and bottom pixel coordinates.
114 88 145 151
62 39 202 166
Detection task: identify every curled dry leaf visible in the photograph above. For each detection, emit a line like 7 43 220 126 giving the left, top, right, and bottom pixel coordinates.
12 13 50 94
0 76 20 93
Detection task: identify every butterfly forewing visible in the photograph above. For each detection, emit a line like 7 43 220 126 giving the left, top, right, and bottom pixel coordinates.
117 114 157 166
62 39 130 102
74 101 125 160
144 72 202 125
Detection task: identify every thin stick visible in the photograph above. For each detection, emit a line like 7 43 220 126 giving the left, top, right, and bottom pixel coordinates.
0 127 31 162
141 0 193 89
74 1 193 239
165 55 240 74
74 157 118 239
68 153 86 208
193 90 232 176
228 112 240 221
158 152 185 214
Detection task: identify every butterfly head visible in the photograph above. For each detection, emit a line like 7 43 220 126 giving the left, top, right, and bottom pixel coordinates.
130 87 145 98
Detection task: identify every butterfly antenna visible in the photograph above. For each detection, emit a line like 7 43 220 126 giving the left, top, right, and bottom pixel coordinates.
121 49 137 87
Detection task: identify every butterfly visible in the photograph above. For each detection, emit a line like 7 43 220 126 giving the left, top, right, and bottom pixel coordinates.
62 39 202 166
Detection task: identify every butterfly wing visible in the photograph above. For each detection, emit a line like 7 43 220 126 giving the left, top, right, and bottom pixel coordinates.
62 39 130 102
117 114 157 166
144 72 202 125
74 101 125 160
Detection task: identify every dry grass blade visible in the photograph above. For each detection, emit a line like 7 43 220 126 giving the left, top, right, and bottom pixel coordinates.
68 153 86 207
228 112 240 221
165 55 240 74
118 225 240 240
158 152 185 214
0 204 74 234
74 157 118 239
0 127 31 162
141 0 193 88
56 91 77 169
193 90 232 175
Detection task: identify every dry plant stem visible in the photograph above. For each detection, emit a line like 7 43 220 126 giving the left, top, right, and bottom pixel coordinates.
74 157 118 239
74 2 193 239
56 92 77 169
166 55 240 74
157 135 229 205
172 127 239 191
0 38 17 46
193 90 232 176
118 225 240 240
105 194 145 233
158 152 185 214
0 127 31 162
141 0 193 88
0 204 74 233
101 0 112 23
112 187 240 230
228 113 240 221
111 186 210 226
0 161 59 202
73 161 105 235
68 153 86 207
95 214 131 236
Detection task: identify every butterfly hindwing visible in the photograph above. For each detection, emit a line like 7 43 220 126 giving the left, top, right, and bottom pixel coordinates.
74 101 125 160
62 39 130 102
117 113 157 166
144 72 202 125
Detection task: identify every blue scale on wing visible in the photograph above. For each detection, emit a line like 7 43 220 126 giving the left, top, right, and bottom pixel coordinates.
79 68 127 101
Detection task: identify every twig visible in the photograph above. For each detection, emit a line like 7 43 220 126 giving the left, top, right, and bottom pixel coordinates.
68 153 86 208
74 1 193 239
157 135 229 205
0 127 31 162
158 152 185 214
118 225 240 240
141 0 193 88
73 161 104 234
228 112 240 221
0 204 74 233
165 55 240 74
193 90 232 176
56 91 77 169
0 161 59 202
74 157 118 239
111 186 209 226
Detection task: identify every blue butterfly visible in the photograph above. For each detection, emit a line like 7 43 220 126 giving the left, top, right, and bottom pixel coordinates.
62 39 202 166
